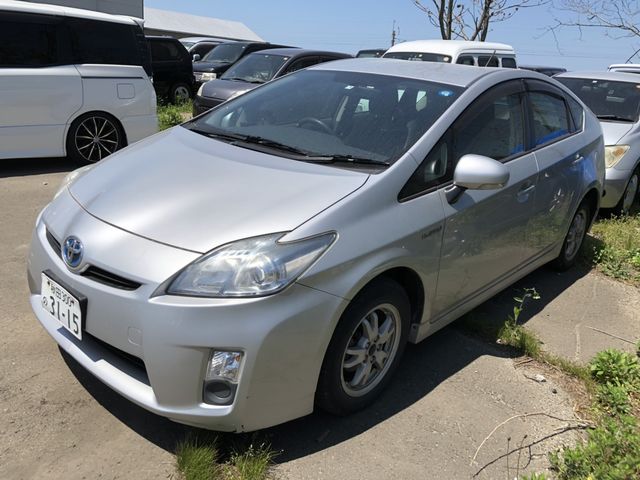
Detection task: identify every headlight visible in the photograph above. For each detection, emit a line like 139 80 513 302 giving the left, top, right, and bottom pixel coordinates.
604 145 630 168
54 164 95 198
201 72 217 82
197 83 205 97
167 232 336 297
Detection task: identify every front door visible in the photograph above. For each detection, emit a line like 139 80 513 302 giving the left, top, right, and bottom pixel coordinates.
432 80 540 318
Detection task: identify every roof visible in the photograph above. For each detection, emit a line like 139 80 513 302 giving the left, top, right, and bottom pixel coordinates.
179 36 227 44
556 71 640 83
143 7 263 41
386 39 515 56
311 58 497 87
248 48 351 58
0 0 137 24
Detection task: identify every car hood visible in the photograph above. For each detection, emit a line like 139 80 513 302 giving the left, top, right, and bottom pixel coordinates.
600 121 634 145
201 79 256 100
68 127 368 253
193 61 232 73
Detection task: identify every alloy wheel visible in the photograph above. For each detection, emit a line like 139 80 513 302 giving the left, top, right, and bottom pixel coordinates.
173 85 191 103
74 116 120 163
564 208 588 260
341 304 401 397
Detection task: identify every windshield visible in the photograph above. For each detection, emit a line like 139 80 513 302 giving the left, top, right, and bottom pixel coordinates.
185 69 463 165
203 43 247 63
180 41 195 48
221 53 289 84
384 52 452 63
557 77 640 122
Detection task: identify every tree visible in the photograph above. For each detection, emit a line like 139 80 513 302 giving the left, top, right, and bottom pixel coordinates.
412 0 548 41
551 0 640 40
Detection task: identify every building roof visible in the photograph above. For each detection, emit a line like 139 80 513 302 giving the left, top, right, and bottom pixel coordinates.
0 0 137 24
385 39 515 56
143 7 263 42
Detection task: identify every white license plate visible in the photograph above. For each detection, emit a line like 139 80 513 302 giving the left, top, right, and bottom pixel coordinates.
41 273 83 340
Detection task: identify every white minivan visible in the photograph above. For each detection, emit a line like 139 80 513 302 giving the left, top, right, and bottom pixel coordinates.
384 40 517 68
0 0 158 163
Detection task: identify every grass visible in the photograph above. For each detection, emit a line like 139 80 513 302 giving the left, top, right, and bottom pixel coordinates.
482 289 640 480
158 99 193 131
583 214 640 285
175 434 276 480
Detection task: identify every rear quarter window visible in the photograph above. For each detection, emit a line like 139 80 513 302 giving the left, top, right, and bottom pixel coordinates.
68 18 140 67
567 96 584 132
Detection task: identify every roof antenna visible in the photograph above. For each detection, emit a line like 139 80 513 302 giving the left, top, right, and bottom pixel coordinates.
483 49 497 67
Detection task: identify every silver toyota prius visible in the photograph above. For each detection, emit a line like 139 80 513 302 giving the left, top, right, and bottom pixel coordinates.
28 59 604 432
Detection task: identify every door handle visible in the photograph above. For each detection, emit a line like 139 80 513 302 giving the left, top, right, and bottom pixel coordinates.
517 183 536 201
572 153 584 165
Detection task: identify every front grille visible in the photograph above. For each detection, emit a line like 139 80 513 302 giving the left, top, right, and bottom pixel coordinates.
82 266 141 291
46 229 62 258
45 229 142 291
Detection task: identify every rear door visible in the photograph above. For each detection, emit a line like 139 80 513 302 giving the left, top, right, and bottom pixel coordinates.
0 12 82 159
525 79 586 252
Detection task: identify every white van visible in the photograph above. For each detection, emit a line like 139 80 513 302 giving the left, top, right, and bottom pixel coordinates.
0 0 158 163
383 40 517 68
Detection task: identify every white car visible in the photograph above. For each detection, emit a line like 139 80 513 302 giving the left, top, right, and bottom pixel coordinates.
384 39 517 68
0 0 158 163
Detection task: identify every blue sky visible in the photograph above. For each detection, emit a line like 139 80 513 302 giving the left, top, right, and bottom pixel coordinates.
146 0 639 71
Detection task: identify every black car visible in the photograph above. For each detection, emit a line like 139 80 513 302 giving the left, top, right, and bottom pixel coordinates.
192 41 291 87
179 37 226 61
147 36 195 103
193 48 351 116
356 49 386 58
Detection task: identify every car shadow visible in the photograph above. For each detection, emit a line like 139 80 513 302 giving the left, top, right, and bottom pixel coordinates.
0 157 76 178
59 262 592 462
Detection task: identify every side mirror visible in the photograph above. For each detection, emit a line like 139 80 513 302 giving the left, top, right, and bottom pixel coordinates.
446 154 510 204
193 54 201 62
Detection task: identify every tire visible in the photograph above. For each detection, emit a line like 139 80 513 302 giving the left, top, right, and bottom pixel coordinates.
169 83 192 104
316 278 411 415
551 201 592 271
611 168 639 216
66 112 125 164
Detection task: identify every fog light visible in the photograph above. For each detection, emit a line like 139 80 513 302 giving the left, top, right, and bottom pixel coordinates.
203 350 243 405
206 351 242 382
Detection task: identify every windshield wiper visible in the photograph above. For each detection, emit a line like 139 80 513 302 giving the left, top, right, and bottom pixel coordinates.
232 135 316 156
224 77 265 84
185 127 248 143
303 154 390 167
596 114 634 122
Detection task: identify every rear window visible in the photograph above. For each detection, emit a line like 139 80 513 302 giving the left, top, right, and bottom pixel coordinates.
68 18 141 67
556 77 640 122
502 57 517 68
0 18 59 67
478 56 499 67
384 52 452 63
150 40 183 61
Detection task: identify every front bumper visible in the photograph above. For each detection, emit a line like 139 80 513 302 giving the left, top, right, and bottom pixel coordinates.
28 191 346 431
601 166 633 208
193 94 224 116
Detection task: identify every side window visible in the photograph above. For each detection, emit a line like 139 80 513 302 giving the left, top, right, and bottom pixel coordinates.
501 57 517 69
567 96 584 132
478 56 499 67
0 18 59 67
529 92 571 146
284 57 320 74
456 55 475 66
454 91 525 161
68 18 139 66
399 134 452 200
